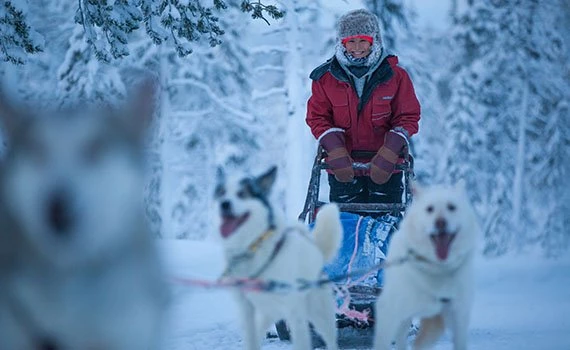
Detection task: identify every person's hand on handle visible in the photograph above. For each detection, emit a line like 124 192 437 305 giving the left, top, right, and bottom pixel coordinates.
320 131 354 183
370 130 407 184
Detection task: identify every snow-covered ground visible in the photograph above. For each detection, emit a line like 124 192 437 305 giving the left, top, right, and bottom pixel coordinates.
159 240 570 350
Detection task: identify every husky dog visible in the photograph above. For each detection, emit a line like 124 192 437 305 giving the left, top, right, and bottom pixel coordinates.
0 79 166 349
215 166 343 350
373 183 479 350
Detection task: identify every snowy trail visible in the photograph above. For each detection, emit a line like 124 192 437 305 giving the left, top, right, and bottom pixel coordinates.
160 240 570 350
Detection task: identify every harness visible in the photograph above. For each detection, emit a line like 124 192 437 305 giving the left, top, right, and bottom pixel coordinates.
222 227 295 280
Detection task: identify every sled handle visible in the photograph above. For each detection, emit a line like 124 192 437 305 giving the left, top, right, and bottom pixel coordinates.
321 162 409 171
352 162 369 170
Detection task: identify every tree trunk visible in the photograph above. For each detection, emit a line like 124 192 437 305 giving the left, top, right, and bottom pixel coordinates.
512 78 528 246
284 0 314 219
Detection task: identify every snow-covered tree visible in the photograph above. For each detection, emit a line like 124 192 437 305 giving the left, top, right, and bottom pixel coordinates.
521 0 570 255
1 0 283 65
75 0 283 61
57 26 124 104
147 0 265 239
364 0 410 51
0 1 43 64
444 0 570 256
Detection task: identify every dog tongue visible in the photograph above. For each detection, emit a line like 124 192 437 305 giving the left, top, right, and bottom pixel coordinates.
431 233 456 261
220 213 249 238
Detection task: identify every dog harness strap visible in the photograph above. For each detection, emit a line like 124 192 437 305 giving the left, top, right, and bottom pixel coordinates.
248 228 275 253
222 227 284 279
249 230 290 279
407 249 432 264
407 248 470 276
223 228 276 277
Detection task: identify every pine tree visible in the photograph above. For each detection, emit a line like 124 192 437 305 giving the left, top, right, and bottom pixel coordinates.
151 0 263 239
76 0 282 61
521 0 570 255
57 26 124 104
364 0 409 51
1 1 283 65
445 0 570 255
246 0 340 218
0 1 43 64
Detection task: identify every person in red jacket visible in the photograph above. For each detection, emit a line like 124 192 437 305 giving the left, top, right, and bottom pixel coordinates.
306 8 420 208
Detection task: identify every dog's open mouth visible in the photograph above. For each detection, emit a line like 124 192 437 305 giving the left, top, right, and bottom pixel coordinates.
430 231 457 261
220 212 250 238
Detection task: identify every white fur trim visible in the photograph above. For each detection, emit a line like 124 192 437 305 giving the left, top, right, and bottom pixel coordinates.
317 128 345 142
337 9 382 46
335 42 383 68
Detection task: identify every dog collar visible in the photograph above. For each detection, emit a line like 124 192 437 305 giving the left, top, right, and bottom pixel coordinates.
248 228 276 254
407 248 470 275
407 249 432 264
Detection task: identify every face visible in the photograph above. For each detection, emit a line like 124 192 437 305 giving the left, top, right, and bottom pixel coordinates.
407 184 478 262
1 110 144 265
214 167 277 240
343 38 372 58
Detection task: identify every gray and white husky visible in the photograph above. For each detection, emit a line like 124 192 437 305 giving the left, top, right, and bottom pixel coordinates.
0 79 166 350
215 166 343 350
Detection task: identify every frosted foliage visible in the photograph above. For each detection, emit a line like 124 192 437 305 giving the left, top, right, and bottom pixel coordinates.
365 0 411 51
444 0 570 256
0 1 43 64
57 26 124 104
74 0 282 61
156 2 261 239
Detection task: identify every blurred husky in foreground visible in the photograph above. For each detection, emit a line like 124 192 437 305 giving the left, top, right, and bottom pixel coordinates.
215 166 342 350
374 183 479 350
0 77 166 349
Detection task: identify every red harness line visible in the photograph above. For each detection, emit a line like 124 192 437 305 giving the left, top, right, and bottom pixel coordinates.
170 276 292 293
170 253 413 294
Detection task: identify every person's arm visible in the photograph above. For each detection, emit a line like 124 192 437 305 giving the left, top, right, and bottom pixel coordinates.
306 80 340 140
306 79 354 182
370 67 420 185
389 67 421 139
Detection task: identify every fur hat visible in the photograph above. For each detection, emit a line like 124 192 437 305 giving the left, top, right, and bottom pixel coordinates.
337 9 382 46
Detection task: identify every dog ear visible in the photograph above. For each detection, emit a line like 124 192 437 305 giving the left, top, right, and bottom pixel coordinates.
213 167 226 198
454 179 467 193
121 68 159 139
255 166 277 195
0 89 25 143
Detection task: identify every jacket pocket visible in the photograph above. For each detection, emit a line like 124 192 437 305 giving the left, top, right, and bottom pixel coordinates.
371 101 392 129
331 91 351 129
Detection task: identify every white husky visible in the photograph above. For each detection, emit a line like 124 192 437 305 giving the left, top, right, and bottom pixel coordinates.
215 166 342 350
374 183 479 350
0 78 166 350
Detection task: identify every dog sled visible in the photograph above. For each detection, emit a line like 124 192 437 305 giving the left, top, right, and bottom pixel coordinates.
274 146 414 343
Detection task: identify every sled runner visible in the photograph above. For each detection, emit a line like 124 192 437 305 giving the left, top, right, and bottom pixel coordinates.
275 146 414 343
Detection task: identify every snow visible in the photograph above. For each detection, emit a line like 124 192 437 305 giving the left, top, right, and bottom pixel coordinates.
159 239 570 349
1 0 568 346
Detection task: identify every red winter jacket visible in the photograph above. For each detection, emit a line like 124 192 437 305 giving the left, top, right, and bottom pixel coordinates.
306 55 420 165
